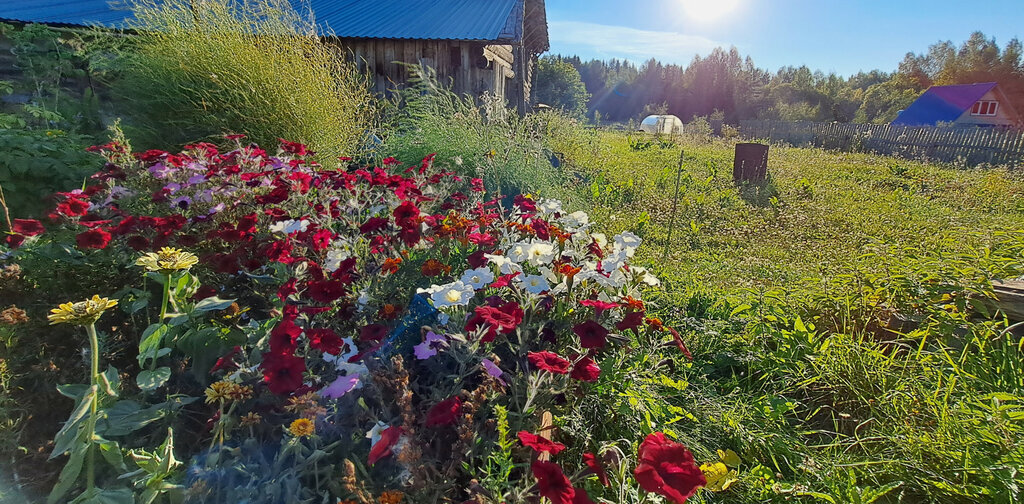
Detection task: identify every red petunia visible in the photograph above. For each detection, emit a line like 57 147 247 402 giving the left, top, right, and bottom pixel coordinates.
277 277 298 301
75 228 112 249
574 320 609 349
307 328 345 355
11 219 44 236
467 250 488 268
527 351 571 374
210 346 242 373
4 234 25 249
393 200 420 228
470 301 524 343
425 396 462 427
126 235 150 251
278 139 310 156
467 232 496 248
56 197 90 217
531 461 575 504
570 356 601 382
368 426 403 465
580 299 619 315
616 310 646 332
517 431 566 455
359 217 389 234
583 452 609 486
360 323 388 343
634 432 706 503
667 327 693 360
572 490 597 504
260 351 306 396
490 272 520 289
306 279 345 303
269 319 302 353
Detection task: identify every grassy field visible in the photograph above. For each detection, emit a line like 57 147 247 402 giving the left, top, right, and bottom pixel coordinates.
547 130 1024 502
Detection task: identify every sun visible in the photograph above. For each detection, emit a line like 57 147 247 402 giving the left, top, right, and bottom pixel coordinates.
679 0 740 22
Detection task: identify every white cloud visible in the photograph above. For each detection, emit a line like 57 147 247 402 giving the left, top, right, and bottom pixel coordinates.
547 21 724 64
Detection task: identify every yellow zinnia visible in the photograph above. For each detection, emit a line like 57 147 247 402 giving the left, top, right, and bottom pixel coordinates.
48 295 118 326
135 247 199 273
288 418 315 437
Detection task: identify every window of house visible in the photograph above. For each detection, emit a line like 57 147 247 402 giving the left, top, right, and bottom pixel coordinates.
971 100 998 116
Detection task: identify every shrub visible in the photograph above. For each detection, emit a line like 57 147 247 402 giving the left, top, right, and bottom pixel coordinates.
117 0 375 160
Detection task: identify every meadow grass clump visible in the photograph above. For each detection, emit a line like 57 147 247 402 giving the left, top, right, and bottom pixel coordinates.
119 0 374 159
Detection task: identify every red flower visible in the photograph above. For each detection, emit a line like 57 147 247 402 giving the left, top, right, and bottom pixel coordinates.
75 228 112 249
470 301 524 342
580 299 619 315
527 351 571 374
490 272 520 289
210 346 242 373
393 201 420 228
269 319 302 353
467 232 496 248
634 433 706 503
359 217 389 234
126 235 150 251
517 431 566 455
4 234 25 249
360 323 388 343
583 452 609 486
514 194 537 213
56 197 90 217
572 490 597 504
574 320 609 349
570 356 601 382
307 328 345 355
467 250 488 268
260 351 306 395
12 219 44 236
277 277 298 301
368 426 403 465
616 310 646 332
398 226 421 247
278 139 310 156
425 396 462 427
668 327 692 360
531 461 575 504
306 279 345 303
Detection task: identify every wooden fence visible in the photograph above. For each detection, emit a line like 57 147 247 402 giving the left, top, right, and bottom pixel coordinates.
739 120 1024 167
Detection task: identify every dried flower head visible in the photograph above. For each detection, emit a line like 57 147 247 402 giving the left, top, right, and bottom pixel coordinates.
0 306 28 325
284 391 327 418
135 247 200 273
47 295 117 326
378 490 404 504
239 412 262 427
289 417 315 437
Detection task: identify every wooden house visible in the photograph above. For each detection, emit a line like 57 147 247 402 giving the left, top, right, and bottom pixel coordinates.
0 0 550 113
892 82 1022 128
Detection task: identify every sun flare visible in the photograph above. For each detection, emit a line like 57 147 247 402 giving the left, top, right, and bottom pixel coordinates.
679 0 740 22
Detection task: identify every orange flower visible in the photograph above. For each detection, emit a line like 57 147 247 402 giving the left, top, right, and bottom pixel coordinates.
556 263 582 278
646 316 664 331
379 490 404 504
377 304 402 320
623 296 646 311
420 259 450 277
381 257 402 275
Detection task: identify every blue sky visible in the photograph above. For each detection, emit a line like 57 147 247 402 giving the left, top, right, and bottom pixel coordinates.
545 0 1024 76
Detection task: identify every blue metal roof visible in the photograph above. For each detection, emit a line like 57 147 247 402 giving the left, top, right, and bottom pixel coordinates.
0 0 525 42
892 82 997 127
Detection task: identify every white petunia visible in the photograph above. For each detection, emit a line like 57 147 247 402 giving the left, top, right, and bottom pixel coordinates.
600 249 628 273
484 253 523 275
590 233 608 249
430 280 476 308
538 198 563 215
525 241 557 266
506 242 531 263
613 231 642 257
560 210 590 230
460 267 495 290
356 290 370 312
269 219 308 235
324 247 350 272
631 266 660 286
518 274 550 294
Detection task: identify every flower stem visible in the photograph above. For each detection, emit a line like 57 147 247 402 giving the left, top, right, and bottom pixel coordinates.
159 273 171 321
85 324 100 494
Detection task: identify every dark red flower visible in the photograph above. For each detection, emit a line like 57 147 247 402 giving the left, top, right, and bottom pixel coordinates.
75 228 112 249
359 217 389 234
193 285 217 300
254 183 289 205
278 139 310 156
426 396 462 427
467 232 496 248
126 235 150 251
490 272 520 289
574 320 609 349
260 351 306 395
570 356 601 382
580 299 619 315
517 431 566 455
531 461 575 504
360 323 388 343
393 200 420 228
634 433 706 503
572 490 597 504
4 234 25 249
12 219 44 236
210 346 242 373
616 310 646 332
470 301 524 343
398 226 421 247
514 194 537 213
307 328 345 355
306 279 345 303
57 197 90 217
668 327 693 360
583 452 609 486
467 249 488 268
527 351 571 374
368 426 402 465
269 319 302 353
277 277 298 301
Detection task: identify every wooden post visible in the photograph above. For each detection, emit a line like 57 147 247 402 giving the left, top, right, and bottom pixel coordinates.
733 143 769 183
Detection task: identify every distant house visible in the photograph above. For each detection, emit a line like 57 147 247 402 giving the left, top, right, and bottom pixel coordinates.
892 82 1021 128
0 0 549 113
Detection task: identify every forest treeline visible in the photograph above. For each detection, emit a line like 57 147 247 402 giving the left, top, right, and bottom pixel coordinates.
534 31 1024 125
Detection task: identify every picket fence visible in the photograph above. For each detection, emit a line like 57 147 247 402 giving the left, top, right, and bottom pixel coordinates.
739 120 1024 167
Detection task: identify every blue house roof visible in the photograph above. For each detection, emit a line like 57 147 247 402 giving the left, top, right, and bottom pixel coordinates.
892 82 998 127
0 0 526 42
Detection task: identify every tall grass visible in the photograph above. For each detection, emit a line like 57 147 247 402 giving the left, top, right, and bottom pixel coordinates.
119 0 374 159
383 63 593 201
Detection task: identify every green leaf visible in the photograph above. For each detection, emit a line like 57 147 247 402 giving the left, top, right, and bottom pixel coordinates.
100 366 120 398
57 383 90 400
51 385 96 459
70 487 134 504
137 368 171 392
138 324 168 367
98 440 127 472
192 296 236 314
47 432 89 504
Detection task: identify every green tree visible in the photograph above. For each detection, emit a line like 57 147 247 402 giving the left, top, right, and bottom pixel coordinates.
533 56 591 119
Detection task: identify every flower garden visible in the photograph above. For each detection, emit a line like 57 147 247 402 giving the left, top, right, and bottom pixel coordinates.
1 138 714 503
